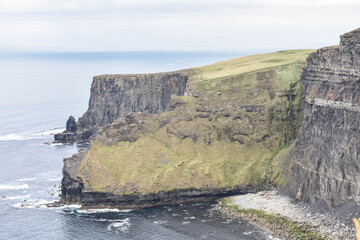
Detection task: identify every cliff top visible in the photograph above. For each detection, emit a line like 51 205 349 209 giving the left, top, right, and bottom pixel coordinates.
340 27 360 46
92 50 312 89
191 49 313 92
94 69 190 80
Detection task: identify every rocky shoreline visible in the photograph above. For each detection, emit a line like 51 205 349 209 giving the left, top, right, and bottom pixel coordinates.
215 191 357 240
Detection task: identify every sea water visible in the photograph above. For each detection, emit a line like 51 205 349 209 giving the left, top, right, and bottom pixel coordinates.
0 51 274 239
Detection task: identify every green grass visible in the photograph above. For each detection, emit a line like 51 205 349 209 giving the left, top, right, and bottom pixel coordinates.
191 49 313 93
76 49 314 195
79 110 276 194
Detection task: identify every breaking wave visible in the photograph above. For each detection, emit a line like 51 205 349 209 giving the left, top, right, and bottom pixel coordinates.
0 128 64 141
0 183 29 190
107 218 131 233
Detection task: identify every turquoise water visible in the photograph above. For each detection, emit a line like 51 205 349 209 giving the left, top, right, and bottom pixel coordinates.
0 52 273 239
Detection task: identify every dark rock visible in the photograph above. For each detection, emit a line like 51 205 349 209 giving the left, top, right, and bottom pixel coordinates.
66 116 77 132
256 134 270 143
54 115 85 143
289 28 360 207
77 70 190 135
76 186 257 210
237 105 265 112
95 113 150 146
60 150 86 203
54 132 77 143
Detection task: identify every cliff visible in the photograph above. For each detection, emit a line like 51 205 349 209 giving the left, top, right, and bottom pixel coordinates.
54 70 190 142
288 28 360 207
59 49 312 208
78 70 190 135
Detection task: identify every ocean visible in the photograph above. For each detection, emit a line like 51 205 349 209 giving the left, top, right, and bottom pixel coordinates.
0 51 274 239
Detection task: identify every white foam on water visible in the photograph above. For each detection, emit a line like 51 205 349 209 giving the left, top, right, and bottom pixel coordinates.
34 128 65 136
0 128 65 142
118 209 133 213
0 183 29 190
87 218 130 223
5 194 31 200
12 199 54 209
153 220 168 225
60 204 82 211
76 208 133 214
16 177 37 182
0 134 36 141
107 218 131 233
48 143 63 146
46 177 62 182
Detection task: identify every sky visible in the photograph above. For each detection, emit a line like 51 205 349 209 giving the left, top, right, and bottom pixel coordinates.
0 0 359 52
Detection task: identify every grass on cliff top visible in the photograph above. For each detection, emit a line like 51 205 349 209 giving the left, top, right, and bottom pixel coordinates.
191 49 313 93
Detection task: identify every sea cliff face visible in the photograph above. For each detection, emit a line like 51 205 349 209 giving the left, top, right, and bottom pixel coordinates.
291 28 360 207
77 70 190 135
59 28 360 211
59 50 311 208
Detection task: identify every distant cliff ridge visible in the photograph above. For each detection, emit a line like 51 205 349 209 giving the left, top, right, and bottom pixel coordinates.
77 70 190 135
291 28 360 207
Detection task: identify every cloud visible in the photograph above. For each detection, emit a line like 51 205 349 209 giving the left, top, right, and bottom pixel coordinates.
0 0 359 52
0 0 257 14
1 0 359 14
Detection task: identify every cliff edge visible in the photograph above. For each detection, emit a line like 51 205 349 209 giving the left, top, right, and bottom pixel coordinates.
59 49 312 208
54 70 190 142
289 28 360 207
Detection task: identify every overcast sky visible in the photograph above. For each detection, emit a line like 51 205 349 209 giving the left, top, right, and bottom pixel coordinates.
0 0 359 52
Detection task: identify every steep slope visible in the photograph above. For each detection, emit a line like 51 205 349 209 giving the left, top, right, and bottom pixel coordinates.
289 28 360 207
60 50 313 208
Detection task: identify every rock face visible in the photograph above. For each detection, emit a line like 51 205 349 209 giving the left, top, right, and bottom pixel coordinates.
54 116 78 143
61 150 86 202
291 28 360 207
77 70 190 135
66 116 77 132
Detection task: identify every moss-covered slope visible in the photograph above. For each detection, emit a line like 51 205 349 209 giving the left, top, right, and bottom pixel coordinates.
63 49 313 206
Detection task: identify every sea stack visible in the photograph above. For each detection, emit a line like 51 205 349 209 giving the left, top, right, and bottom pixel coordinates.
53 116 78 143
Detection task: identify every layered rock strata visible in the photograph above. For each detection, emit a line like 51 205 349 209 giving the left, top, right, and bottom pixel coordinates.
54 70 190 142
78 70 190 134
291 28 360 207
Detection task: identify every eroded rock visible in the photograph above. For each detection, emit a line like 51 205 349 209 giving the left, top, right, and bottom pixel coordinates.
290 28 360 207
